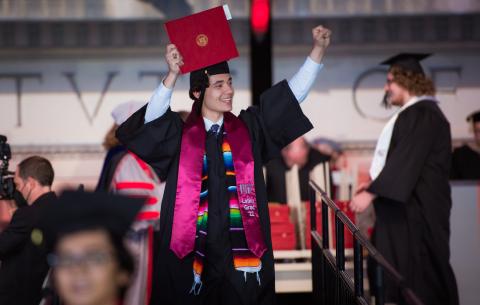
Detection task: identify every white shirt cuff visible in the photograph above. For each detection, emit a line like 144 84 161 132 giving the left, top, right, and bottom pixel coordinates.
144 82 173 123
288 57 324 103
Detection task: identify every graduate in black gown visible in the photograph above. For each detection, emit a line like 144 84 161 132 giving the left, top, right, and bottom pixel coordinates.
451 110 480 180
350 53 459 305
116 25 331 305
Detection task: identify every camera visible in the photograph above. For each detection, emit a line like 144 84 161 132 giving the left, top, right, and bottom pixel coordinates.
0 135 15 200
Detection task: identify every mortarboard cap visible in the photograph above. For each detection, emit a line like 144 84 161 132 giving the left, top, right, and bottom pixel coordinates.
466 110 480 123
164 5 239 74
37 191 145 251
189 61 230 89
381 53 431 75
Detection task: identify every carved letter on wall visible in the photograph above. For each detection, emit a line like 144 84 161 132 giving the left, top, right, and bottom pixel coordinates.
352 67 395 122
63 71 118 124
0 73 42 127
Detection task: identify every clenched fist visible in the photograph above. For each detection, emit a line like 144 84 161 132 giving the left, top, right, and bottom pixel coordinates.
165 44 184 75
309 25 332 64
312 25 331 49
163 44 184 88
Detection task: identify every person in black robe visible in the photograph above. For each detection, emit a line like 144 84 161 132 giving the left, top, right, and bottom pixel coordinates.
116 25 331 305
266 136 330 203
350 53 459 305
450 110 480 180
0 156 56 305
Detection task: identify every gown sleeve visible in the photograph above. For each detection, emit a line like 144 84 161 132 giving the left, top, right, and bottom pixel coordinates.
368 105 446 203
240 80 314 164
116 105 182 181
449 148 461 179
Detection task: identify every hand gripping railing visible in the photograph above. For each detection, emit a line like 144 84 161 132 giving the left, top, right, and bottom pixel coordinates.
308 180 424 305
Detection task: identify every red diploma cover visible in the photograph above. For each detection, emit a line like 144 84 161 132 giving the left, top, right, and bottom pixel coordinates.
164 6 239 74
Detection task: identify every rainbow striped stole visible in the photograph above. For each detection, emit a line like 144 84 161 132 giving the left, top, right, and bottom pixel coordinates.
190 136 262 295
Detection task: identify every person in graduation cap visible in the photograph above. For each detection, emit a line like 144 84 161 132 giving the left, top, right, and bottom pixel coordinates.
39 191 145 305
116 23 331 305
350 53 459 305
450 110 480 180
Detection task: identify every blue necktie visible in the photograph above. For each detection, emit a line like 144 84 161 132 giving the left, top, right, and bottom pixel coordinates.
209 124 220 136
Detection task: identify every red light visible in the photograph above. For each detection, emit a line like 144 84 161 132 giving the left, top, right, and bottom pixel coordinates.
251 0 270 35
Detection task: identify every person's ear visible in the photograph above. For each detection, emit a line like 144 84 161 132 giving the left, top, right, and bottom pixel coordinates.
193 90 201 99
26 177 37 189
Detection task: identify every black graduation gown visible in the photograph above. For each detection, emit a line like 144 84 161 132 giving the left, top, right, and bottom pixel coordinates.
0 192 56 305
450 144 480 180
367 100 459 305
265 147 330 203
95 145 127 191
116 80 313 305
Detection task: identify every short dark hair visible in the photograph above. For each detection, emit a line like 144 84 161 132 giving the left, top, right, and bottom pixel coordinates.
18 156 54 187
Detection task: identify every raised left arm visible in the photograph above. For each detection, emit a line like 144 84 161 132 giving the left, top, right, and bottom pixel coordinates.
288 25 331 102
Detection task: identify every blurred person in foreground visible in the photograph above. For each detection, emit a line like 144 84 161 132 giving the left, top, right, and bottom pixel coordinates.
350 54 458 305
38 191 145 305
450 110 480 180
0 156 56 305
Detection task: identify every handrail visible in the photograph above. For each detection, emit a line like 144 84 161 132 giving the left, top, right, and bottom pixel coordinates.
308 179 424 305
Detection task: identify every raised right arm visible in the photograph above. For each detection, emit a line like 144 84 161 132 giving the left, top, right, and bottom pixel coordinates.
144 44 183 123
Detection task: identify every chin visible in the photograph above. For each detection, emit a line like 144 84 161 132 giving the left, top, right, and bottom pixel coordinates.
219 104 232 113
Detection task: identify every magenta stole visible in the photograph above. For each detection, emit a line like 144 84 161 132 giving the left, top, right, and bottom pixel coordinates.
170 104 267 259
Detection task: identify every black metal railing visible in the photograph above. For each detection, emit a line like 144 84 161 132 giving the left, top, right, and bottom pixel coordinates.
308 180 424 305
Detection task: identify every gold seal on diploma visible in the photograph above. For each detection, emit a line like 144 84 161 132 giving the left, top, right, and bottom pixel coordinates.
196 34 208 47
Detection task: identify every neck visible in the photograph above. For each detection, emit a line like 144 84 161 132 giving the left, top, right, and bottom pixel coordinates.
399 92 414 107
28 187 51 205
201 107 223 123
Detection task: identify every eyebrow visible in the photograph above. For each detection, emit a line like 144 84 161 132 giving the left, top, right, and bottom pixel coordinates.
211 77 232 86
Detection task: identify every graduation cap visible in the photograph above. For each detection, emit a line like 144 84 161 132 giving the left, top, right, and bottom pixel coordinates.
381 53 431 75
36 191 145 251
466 110 480 123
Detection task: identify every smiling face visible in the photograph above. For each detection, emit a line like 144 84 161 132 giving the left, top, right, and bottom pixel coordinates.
198 73 234 121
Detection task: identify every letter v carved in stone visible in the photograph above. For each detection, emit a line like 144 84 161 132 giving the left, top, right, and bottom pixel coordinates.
63 71 118 124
